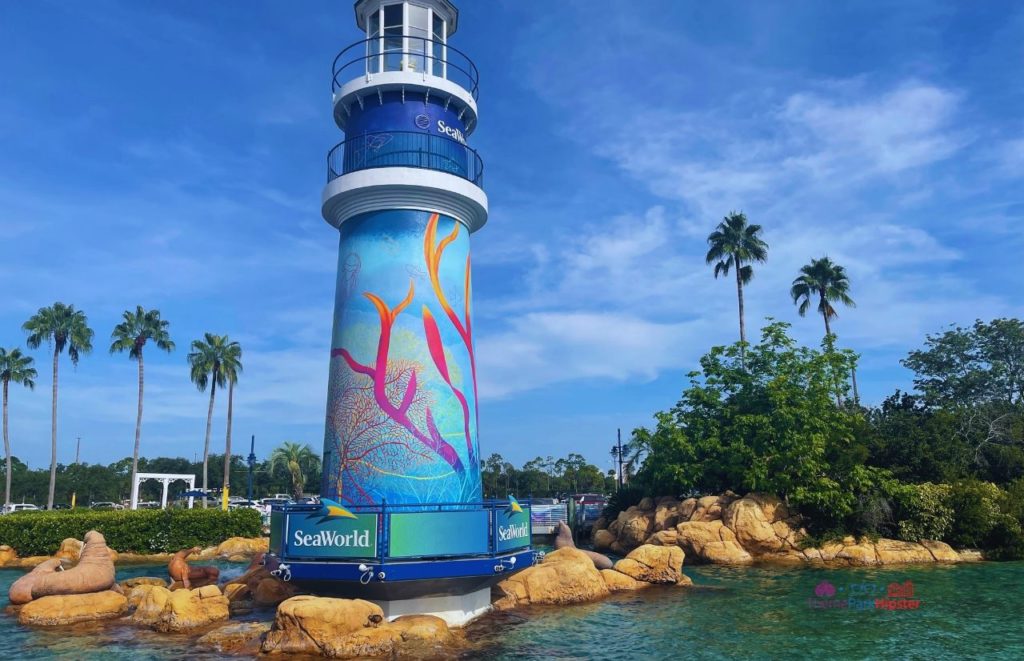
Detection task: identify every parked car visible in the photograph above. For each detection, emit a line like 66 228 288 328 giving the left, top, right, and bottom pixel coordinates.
137 501 161 509
52 503 71 510
2 503 40 514
90 502 124 510
228 500 260 510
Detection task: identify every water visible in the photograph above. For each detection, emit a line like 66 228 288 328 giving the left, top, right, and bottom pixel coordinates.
2 562 1022 659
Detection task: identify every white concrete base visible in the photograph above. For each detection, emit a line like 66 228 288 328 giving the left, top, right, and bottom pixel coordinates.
371 587 492 627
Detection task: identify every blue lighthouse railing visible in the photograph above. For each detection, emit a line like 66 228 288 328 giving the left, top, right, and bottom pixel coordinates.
332 36 480 100
327 131 484 187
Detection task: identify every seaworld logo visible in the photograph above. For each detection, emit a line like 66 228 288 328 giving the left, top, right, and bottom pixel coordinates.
497 522 529 541
437 119 466 145
293 529 371 548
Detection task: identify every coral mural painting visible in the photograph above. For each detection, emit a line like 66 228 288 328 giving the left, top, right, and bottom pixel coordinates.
322 209 481 506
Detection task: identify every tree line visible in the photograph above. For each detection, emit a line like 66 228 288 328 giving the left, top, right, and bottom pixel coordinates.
481 452 615 498
3 441 322 506
0 302 246 510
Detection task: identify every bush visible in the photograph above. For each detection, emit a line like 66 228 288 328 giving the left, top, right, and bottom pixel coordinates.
602 484 647 520
0 508 262 556
946 480 1003 549
891 482 954 542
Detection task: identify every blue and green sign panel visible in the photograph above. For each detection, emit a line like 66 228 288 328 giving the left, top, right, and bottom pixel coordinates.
388 511 490 558
269 511 285 555
283 512 379 559
495 507 531 552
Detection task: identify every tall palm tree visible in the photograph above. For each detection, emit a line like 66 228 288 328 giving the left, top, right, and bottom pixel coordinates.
110 306 174 508
188 333 241 508
270 442 321 501
706 211 769 360
0 348 36 510
23 302 93 510
220 343 242 510
790 256 856 339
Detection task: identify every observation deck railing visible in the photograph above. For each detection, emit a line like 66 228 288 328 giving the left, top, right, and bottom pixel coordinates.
332 36 479 100
327 130 484 187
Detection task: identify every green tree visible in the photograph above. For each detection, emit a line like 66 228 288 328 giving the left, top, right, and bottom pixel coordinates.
0 348 36 509
187 333 241 507
110 306 175 507
23 302 94 509
705 211 769 360
790 256 855 339
270 442 321 500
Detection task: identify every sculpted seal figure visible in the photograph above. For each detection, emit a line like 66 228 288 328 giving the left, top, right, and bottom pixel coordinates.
168 546 220 589
555 521 614 570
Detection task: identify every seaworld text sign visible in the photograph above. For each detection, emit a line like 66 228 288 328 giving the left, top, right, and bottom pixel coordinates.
496 509 531 552
283 513 378 559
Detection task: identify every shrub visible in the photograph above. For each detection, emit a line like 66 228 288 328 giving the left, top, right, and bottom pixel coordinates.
946 480 1003 549
602 484 647 520
891 482 954 542
0 508 262 556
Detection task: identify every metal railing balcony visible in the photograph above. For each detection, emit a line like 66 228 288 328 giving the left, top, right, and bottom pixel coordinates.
327 130 484 187
332 36 479 100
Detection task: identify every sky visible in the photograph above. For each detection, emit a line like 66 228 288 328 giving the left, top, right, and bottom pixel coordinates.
0 1 1022 474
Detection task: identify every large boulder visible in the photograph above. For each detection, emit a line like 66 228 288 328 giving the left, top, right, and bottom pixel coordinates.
675 521 742 562
130 584 230 632
198 622 271 655
254 577 297 606
592 529 615 551
18 590 127 626
613 544 685 584
120 577 167 591
491 547 609 610
600 569 651 592
615 508 654 550
874 539 942 564
215 537 269 561
722 494 794 554
920 540 960 563
261 596 384 655
701 541 753 565
678 498 698 520
689 495 725 522
322 615 457 659
653 499 681 531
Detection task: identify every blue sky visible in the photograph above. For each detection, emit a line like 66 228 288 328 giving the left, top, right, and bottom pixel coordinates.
1 1 1022 473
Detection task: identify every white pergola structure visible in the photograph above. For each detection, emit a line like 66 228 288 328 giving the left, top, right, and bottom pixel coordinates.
131 473 197 510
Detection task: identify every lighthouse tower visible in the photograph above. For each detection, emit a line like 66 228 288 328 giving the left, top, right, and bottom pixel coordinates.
267 0 533 625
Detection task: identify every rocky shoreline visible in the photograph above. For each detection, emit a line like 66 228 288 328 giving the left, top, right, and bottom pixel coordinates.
0 536 269 570
593 492 982 566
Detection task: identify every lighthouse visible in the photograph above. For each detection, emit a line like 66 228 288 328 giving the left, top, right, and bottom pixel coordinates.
266 0 533 625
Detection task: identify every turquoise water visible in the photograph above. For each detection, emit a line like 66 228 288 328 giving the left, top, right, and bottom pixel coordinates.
2 561 1023 659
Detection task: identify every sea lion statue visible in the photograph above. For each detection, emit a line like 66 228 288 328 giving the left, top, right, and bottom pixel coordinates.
555 521 614 570
168 546 220 589
8 530 117 605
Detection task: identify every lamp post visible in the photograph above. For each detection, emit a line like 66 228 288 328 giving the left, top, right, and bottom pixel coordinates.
610 428 625 491
247 434 256 503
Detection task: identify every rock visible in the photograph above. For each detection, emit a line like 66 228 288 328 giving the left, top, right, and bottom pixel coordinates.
723 494 791 554
615 509 654 550
224 582 251 602
127 583 165 610
327 615 456 658
491 547 609 610
613 545 684 584
198 622 271 655
874 539 939 564
678 498 697 520
215 537 269 559
593 529 615 551
254 577 297 606
600 569 651 592
261 596 384 656
919 540 960 563
833 541 878 566
637 497 655 511
700 541 753 565
645 530 679 546
54 538 83 562
120 577 167 591
653 500 680 531
958 549 984 562
18 590 127 626
592 517 607 533
690 495 725 522
675 520 737 561
130 585 230 632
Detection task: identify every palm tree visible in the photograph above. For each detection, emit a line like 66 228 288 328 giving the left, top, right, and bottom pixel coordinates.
706 211 769 360
110 306 175 509
270 442 321 501
220 343 242 510
790 256 856 339
23 302 93 510
0 348 36 510
187 333 241 508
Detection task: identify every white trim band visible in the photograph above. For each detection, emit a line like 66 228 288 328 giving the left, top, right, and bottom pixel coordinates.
322 167 488 232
